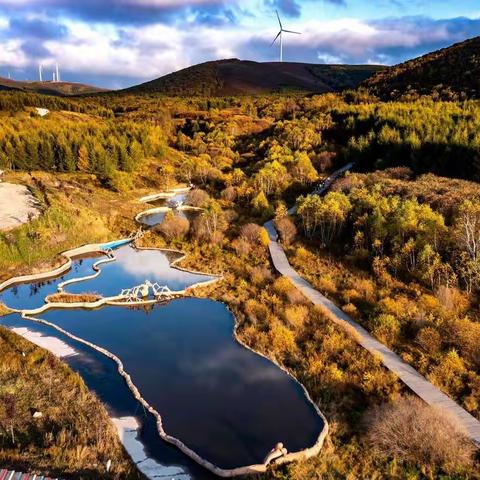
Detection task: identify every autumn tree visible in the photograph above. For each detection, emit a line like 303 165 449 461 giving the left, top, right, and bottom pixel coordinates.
157 212 190 241
292 152 318 185
297 192 351 244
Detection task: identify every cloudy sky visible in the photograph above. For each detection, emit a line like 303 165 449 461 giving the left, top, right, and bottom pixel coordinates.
0 0 479 89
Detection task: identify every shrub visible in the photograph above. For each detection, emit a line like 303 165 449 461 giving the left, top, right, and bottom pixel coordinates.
371 313 400 346
240 223 262 244
232 237 251 257
283 305 309 328
250 266 273 286
416 327 442 355
186 188 210 207
275 216 297 245
157 212 190 241
366 396 475 473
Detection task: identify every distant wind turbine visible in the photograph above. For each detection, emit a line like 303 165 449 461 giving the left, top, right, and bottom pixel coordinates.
271 10 301 63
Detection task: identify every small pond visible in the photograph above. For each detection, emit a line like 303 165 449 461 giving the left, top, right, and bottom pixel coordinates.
26 299 324 469
138 208 200 228
65 245 214 297
0 254 104 310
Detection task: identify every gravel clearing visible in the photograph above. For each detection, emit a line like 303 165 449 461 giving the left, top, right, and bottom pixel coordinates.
0 182 41 230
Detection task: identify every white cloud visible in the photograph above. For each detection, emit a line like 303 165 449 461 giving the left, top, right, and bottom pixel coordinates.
0 39 28 67
1 8 478 87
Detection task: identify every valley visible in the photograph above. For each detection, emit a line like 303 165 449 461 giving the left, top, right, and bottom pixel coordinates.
1 32 480 480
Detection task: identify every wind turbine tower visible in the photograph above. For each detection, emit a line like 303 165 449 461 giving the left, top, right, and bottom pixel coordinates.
55 63 60 82
271 10 301 62
38 64 43 82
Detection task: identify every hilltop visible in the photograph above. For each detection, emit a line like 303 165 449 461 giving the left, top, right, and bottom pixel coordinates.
0 77 107 96
364 36 480 100
124 59 384 96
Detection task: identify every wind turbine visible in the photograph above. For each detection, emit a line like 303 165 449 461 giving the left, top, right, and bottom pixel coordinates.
271 10 301 63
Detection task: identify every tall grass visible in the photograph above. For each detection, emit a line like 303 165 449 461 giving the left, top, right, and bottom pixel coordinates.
0 204 111 275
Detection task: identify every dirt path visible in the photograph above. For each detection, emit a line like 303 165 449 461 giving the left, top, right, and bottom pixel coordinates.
0 182 41 230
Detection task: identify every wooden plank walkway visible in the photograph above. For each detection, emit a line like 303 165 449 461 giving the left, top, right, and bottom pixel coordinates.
264 213 480 447
0 469 61 480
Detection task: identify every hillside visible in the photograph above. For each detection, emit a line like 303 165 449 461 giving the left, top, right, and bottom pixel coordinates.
364 36 480 100
0 77 107 96
124 59 384 96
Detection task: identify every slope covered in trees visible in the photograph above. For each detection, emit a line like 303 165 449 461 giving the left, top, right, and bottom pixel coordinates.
0 77 107 96
124 59 383 96
0 109 165 188
293 168 480 423
1 90 480 479
335 100 480 180
364 36 480 100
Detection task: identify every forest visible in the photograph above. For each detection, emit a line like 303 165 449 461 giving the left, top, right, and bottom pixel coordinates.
1 89 480 479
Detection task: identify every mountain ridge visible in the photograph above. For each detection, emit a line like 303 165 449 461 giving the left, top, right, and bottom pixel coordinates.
363 36 480 100
123 59 384 96
0 77 108 96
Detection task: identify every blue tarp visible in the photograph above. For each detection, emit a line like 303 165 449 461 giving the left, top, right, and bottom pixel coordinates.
100 238 132 250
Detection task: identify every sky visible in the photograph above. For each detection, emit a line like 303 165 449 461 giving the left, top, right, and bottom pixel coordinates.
0 0 479 89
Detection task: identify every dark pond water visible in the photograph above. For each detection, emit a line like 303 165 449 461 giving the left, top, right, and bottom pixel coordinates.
65 245 214 297
0 313 215 480
36 299 324 469
0 255 104 310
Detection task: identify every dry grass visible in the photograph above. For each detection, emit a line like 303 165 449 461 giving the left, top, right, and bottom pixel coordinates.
0 327 142 479
365 395 475 474
46 292 102 304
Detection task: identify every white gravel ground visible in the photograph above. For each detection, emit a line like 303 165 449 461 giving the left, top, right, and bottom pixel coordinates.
0 183 41 230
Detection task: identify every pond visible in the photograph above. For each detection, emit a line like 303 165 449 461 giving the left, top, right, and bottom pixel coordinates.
13 299 324 469
0 254 104 310
0 238 326 477
138 208 200 228
64 245 214 297
146 192 188 208
138 192 201 227
0 313 214 480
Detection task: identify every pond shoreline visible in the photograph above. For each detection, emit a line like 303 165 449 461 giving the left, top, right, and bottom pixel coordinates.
0 187 329 478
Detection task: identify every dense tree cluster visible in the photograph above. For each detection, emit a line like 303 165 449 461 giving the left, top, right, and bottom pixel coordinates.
335 100 480 179
0 113 165 185
294 170 480 419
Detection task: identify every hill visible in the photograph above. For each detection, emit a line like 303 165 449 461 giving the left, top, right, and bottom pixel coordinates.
364 36 480 100
0 77 107 96
124 59 384 96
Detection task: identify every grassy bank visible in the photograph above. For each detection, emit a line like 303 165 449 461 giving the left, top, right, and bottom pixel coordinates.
0 326 143 479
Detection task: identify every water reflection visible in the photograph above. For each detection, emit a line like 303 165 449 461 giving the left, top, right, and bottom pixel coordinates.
0 313 215 480
66 246 214 297
0 255 103 310
39 299 324 469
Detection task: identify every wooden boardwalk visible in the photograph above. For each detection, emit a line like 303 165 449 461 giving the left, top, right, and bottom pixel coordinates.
264 216 480 447
0 469 61 480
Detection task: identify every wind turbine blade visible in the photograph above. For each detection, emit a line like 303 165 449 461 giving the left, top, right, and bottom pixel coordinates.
282 30 302 34
276 9 283 29
271 31 281 46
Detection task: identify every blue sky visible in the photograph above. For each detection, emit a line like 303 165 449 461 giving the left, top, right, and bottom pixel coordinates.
0 0 479 89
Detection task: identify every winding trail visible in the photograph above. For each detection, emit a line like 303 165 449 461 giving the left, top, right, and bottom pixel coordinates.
264 167 480 447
